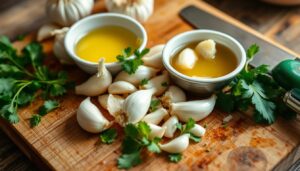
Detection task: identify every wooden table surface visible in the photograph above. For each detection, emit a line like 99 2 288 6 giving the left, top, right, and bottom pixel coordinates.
0 0 300 170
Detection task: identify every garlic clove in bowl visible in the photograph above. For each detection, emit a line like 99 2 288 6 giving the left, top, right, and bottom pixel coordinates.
77 97 111 133
159 134 190 153
170 95 217 122
176 48 198 70
195 39 217 60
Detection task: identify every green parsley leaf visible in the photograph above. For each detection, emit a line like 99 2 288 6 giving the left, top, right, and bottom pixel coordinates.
184 118 195 133
118 151 142 169
176 123 183 132
124 123 140 138
122 137 141 154
216 92 235 113
137 121 151 138
168 153 182 163
246 44 259 60
189 133 201 143
150 99 160 112
140 78 149 86
30 114 42 127
147 140 161 153
38 100 60 116
16 34 26 41
99 128 118 144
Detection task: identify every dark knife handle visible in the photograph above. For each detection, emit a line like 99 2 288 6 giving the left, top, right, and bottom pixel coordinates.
284 89 300 114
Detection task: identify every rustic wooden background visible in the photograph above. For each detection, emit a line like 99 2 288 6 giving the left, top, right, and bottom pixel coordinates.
0 0 300 170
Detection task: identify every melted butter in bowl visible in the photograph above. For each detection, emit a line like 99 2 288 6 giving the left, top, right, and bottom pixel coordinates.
76 26 141 63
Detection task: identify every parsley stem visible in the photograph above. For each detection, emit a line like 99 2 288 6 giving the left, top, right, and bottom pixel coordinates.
6 55 35 78
9 81 32 111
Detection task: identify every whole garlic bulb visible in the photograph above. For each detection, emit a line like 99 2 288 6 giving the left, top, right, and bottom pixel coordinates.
170 95 217 122
77 97 111 133
51 28 74 65
46 0 94 27
123 89 155 123
76 59 112 96
159 134 190 153
105 0 154 23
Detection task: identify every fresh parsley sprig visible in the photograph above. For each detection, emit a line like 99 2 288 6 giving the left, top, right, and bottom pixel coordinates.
116 47 150 75
216 44 290 124
176 118 201 143
0 36 71 125
100 128 118 144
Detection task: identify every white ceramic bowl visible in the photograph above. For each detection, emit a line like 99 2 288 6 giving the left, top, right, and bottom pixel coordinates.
163 30 246 95
65 13 147 74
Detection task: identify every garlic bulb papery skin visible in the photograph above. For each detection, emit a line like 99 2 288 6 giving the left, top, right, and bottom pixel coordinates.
98 94 109 110
46 0 94 27
162 116 179 138
123 89 155 123
51 28 74 65
142 44 165 70
170 95 217 122
108 81 137 95
186 124 206 137
77 97 111 133
114 65 159 86
161 85 186 108
142 108 169 125
141 71 170 96
105 0 154 23
195 39 216 60
107 94 125 117
159 134 190 153
76 59 112 96
37 24 60 42
176 48 198 69
148 123 166 140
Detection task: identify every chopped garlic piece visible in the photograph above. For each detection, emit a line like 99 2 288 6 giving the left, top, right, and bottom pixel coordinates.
195 39 216 60
176 48 198 69
223 114 233 123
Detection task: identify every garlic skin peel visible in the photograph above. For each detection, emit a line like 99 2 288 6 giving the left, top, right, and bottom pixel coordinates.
46 0 94 27
177 48 198 69
123 89 155 123
195 39 216 60
105 0 154 23
141 71 170 96
108 81 137 95
37 24 60 42
76 59 112 96
170 95 217 122
162 116 179 138
114 65 159 86
142 108 169 125
159 134 190 153
77 97 111 133
161 85 186 108
186 124 206 137
142 44 165 69
51 28 74 65
148 123 166 140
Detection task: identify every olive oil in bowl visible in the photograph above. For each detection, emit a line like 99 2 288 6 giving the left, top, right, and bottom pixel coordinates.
75 26 141 63
171 42 238 78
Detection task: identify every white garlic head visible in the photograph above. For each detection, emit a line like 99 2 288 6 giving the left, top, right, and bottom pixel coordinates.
46 0 94 27
105 0 154 23
77 97 111 133
142 44 165 70
195 39 216 60
159 134 190 153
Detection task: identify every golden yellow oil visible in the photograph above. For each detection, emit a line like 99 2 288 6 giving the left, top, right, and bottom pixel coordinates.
171 43 238 78
75 26 141 63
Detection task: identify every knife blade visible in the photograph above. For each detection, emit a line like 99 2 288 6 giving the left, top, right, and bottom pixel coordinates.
179 5 297 69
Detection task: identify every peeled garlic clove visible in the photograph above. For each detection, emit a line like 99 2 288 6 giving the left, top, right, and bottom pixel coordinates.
161 85 186 108
162 116 179 138
142 44 165 69
186 124 206 137
142 108 169 125
123 89 155 123
51 28 74 65
176 48 198 69
148 123 166 140
77 97 111 133
98 94 109 110
141 71 170 96
114 65 159 86
170 95 217 122
107 94 125 117
37 24 60 42
108 81 137 95
76 59 112 96
195 39 216 60
159 134 190 153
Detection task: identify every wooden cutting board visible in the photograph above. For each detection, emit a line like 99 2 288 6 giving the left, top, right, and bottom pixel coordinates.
0 0 299 170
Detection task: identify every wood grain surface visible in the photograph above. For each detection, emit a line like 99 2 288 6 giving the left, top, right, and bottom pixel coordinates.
0 0 300 171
